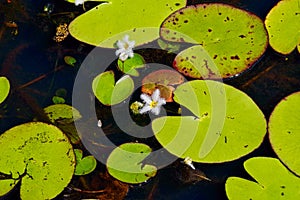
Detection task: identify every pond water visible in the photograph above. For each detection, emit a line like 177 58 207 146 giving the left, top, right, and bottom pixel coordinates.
1 0 300 199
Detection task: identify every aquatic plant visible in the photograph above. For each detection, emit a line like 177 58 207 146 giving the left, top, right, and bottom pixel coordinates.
0 77 10 104
0 122 75 200
265 0 300 54
226 157 300 199
160 3 268 79
68 0 186 47
74 149 97 175
268 91 300 176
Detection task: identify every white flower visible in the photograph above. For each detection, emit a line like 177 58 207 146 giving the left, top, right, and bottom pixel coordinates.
183 157 195 170
74 0 84 6
115 35 135 61
139 89 166 115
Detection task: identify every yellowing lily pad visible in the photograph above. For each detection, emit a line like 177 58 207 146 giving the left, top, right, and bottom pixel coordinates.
265 0 300 54
69 0 186 47
226 157 300 200
107 143 157 184
92 71 134 105
152 80 266 163
44 104 82 123
161 3 268 79
0 122 75 200
141 69 185 102
0 76 10 104
269 91 300 176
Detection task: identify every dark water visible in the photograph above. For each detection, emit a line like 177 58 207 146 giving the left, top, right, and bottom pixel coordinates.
1 0 300 199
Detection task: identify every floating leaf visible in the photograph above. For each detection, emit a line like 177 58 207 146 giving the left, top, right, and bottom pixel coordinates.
152 80 266 163
74 149 97 176
52 96 66 104
44 104 82 144
69 0 186 47
0 122 75 200
0 76 10 104
92 71 134 105
265 0 300 54
64 56 76 67
161 3 268 79
141 69 184 102
173 45 220 79
268 91 300 175
117 53 145 76
157 39 181 53
107 143 157 184
225 157 300 200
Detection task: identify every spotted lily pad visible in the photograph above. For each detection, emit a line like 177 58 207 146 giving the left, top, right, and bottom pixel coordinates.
268 91 300 176
69 0 186 47
226 157 300 200
107 143 157 184
265 0 300 54
0 122 75 199
74 149 97 175
117 53 145 76
160 3 268 79
44 104 82 144
92 71 134 105
152 80 266 163
141 69 184 102
0 76 10 104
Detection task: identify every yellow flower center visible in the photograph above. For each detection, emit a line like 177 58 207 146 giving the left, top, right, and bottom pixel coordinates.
150 101 158 108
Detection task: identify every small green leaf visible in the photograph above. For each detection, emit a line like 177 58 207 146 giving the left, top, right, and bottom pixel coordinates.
74 149 97 176
117 53 145 76
0 122 75 200
52 96 66 104
269 91 300 176
44 104 82 123
0 77 10 104
161 3 268 79
69 0 186 47
92 71 134 105
64 56 77 67
107 143 157 184
226 157 300 200
265 0 300 54
152 80 266 163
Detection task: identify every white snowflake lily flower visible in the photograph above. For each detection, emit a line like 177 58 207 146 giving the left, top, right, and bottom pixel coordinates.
115 35 135 61
184 157 195 170
74 0 84 6
139 89 166 115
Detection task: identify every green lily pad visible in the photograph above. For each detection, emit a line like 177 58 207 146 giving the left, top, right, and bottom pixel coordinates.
160 3 268 79
265 0 300 54
92 71 134 105
173 45 220 79
68 0 186 47
268 91 300 176
117 53 145 76
225 157 300 200
52 96 66 104
107 143 157 184
152 80 266 163
141 69 185 102
74 149 97 176
0 76 10 104
0 122 75 200
44 104 82 144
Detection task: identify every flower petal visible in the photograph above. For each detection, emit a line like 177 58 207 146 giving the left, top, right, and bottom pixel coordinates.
151 106 161 115
115 48 124 56
123 35 130 42
157 98 166 106
140 93 152 104
119 52 129 61
151 89 160 101
139 105 152 114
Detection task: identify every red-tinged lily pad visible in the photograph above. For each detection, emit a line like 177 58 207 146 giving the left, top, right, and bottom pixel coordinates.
160 3 268 79
141 69 184 102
